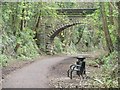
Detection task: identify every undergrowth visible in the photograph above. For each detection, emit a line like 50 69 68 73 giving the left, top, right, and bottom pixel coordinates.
0 28 40 67
96 51 118 88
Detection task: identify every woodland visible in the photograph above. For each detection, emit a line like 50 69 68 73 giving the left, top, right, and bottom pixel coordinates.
0 1 120 88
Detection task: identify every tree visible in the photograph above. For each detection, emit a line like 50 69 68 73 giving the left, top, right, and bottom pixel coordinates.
100 2 114 53
109 2 114 25
116 2 120 86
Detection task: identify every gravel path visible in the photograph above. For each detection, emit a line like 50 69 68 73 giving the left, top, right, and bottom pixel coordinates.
2 56 71 88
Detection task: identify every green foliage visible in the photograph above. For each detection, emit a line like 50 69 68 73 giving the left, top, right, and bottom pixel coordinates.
0 54 12 67
15 28 39 58
17 42 39 59
101 75 118 88
98 51 118 87
65 41 78 54
102 51 117 73
56 2 77 8
54 37 63 53
1 2 41 66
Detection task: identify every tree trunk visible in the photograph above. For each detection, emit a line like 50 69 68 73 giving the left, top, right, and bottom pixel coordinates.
117 2 120 36
14 43 20 53
109 2 114 24
109 2 118 33
20 8 25 31
100 2 114 53
75 29 84 45
34 15 41 32
116 2 120 86
33 15 41 48
20 2 27 31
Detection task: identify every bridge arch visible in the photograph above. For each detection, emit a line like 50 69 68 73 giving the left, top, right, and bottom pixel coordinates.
46 21 86 54
47 21 84 43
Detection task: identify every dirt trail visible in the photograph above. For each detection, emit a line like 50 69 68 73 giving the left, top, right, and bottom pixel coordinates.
2 56 71 88
2 51 107 88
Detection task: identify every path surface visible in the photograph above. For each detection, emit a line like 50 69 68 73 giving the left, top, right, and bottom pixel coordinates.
2 56 71 88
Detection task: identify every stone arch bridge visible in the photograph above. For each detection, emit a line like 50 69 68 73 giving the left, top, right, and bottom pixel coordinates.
40 8 97 54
